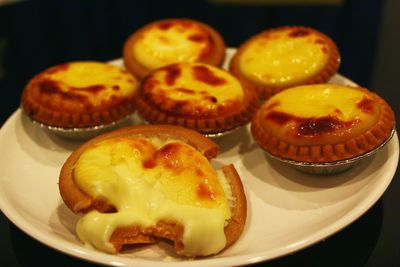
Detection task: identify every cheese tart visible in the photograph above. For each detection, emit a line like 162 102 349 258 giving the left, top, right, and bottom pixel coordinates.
230 26 340 99
123 18 226 79
21 61 138 129
251 84 395 163
59 124 247 257
135 62 259 135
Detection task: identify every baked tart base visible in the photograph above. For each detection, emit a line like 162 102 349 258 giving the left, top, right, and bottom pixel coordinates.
123 18 226 79
230 26 340 99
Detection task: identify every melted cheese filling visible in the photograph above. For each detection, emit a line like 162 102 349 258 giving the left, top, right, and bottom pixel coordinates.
73 137 232 256
260 84 380 144
43 62 138 106
238 29 330 87
132 23 210 70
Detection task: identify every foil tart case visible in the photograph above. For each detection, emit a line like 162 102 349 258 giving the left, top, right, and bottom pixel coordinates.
264 128 396 175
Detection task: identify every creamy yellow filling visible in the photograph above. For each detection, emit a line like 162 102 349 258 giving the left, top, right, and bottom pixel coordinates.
267 85 374 118
151 63 243 107
238 28 329 87
73 137 232 256
133 23 209 70
261 84 380 144
44 61 137 106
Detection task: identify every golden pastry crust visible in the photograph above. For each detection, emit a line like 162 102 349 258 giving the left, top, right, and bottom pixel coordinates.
135 62 260 135
251 85 395 162
59 124 247 256
21 61 138 128
123 18 226 79
230 26 340 99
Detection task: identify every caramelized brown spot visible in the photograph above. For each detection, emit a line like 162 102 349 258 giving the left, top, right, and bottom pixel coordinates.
197 182 216 200
174 87 195 94
46 63 71 74
264 101 280 111
315 39 326 45
265 111 292 125
357 97 375 114
298 116 346 136
203 95 218 103
289 29 310 38
158 21 173 30
112 85 120 91
188 34 206 43
38 80 88 102
39 80 61 94
163 64 182 86
192 65 226 86
142 158 156 169
196 169 204 177
157 143 184 173
265 111 359 137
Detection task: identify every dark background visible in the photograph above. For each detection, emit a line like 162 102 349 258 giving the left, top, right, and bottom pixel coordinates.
1 0 399 266
1 0 397 125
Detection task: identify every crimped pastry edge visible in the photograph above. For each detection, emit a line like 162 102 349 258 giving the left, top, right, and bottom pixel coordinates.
229 26 341 100
123 18 226 80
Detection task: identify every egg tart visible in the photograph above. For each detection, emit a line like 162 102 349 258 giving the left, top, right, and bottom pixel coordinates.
59 124 247 257
123 18 226 79
230 26 340 99
21 61 138 134
251 84 395 164
135 62 259 135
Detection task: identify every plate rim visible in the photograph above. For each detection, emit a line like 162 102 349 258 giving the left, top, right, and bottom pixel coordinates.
0 108 398 267
1 47 399 266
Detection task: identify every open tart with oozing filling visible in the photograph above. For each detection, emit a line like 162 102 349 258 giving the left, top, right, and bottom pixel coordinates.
123 18 226 79
59 124 247 257
21 61 138 130
230 26 340 99
135 62 260 135
251 84 395 164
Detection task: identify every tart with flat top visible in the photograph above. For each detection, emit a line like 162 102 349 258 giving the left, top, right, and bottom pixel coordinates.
251 84 395 163
21 61 138 129
123 18 226 79
135 62 259 135
230 26 340 99
59 124 247 257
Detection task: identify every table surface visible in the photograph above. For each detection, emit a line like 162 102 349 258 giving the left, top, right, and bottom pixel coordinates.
1 1 399 266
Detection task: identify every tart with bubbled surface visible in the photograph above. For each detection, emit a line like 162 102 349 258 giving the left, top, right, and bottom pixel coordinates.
135 62 259 135
251 84 395 163
230 26 340 99
123 18 226 79
21 61 138 129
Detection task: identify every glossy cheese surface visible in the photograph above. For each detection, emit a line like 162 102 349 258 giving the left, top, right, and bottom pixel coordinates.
132 20 213 70
73 137 232 256
238 28 330 87
258 84 380 145
36 62 138 108
142 62 244 117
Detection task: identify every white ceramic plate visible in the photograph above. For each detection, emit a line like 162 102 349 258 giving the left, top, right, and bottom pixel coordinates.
0 49 398 267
